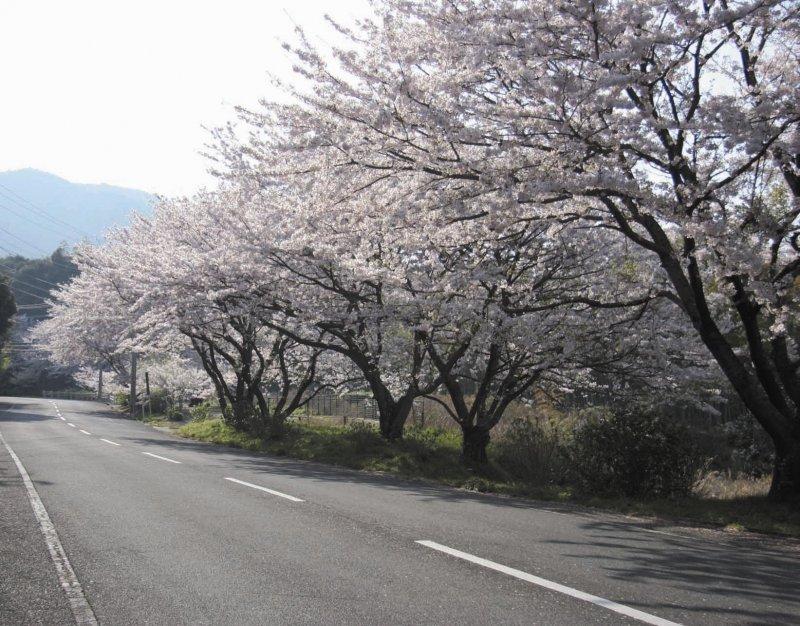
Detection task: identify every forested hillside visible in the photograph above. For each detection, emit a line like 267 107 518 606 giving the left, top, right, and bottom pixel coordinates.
0 249 78 394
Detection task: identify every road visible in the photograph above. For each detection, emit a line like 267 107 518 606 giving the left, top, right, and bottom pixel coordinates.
1 397 798 625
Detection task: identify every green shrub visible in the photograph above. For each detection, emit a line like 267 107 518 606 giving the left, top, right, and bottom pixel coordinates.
493 416 572 485
190 400 214 422
166 405 185 421
343 420 380 448
571 410 699 498
148 388 169 414
722 413 774 477
113 391 129 408
405 424 455 448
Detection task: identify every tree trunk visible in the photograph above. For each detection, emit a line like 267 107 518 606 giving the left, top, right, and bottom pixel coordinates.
366 380 414 440
769 442 800 501
461 426 490 465
645 235 800 501
379 395 415 440
228 397 254 431
268 412 287 439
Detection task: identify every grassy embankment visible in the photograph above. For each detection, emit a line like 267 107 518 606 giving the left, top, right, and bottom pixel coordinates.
169 416 800 538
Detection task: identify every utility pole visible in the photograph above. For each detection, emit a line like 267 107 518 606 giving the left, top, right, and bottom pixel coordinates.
130 352 137 419
97 369 104 401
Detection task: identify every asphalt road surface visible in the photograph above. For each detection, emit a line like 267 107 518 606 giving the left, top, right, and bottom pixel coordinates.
1 397 798 625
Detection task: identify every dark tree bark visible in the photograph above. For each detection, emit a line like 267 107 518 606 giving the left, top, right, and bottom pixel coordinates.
771 444 800 499
461 425 491 465
601 202 800 501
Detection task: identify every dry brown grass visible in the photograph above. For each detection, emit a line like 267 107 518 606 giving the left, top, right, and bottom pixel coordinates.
693 471 771 499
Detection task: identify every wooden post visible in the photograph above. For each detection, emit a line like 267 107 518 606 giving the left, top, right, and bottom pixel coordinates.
130 352 137 419
145 371 151 417
97 369 104 401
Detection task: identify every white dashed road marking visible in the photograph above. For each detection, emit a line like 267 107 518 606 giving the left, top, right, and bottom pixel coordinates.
79 430 91 436
416 540 682 626
224 477 304 502
67 423 76 428
142 452 181 464
0 430 98 625
100 439 120 447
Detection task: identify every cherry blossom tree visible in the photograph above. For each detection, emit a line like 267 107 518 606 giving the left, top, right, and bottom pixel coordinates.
31 265 135 384
218 0 798 496
84 195 344 438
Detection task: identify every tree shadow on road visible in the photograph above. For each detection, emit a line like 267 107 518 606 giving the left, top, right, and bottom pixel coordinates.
542 520 800 625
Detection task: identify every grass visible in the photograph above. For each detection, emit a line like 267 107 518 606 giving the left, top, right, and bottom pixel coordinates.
136 411 186 428
176 417 800 538
180 418 475 484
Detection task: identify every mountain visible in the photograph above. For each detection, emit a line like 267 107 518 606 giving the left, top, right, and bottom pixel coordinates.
0 169 154 256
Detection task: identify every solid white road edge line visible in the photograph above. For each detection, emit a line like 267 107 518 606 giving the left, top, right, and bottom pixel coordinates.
415 540 682 626
79 430 91 436
224 477 304 502
0 430 98 626
99 439 120 447
141 452 181 464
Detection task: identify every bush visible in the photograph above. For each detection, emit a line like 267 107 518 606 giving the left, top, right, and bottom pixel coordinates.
148 388 169 414
190 400 214 422
405 424 453 448
113 391 129 408
493 416 573 485
166 405 186 421
343 420 380 448
722 413 774 477
571 410 699 499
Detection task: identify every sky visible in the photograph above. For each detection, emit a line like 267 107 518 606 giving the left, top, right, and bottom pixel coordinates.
0 0 370 196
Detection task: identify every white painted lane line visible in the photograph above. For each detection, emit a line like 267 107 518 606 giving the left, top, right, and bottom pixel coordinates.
0 431 98 625
142 451 181 464
224 477 304 502
416 540 682 626
79 430 91 436
67 423 76 428
59 416 66 421
100 439 120 447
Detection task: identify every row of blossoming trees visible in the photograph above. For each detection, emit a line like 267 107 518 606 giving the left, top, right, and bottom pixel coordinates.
34 0 798 497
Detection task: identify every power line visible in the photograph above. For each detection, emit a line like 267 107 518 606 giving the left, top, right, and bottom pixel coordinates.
0 199 71 238
0 183 91 238
0 269 58 297
0 262 68 289
9 281 51 297
6 285 51 302
0 225 51 256
0 241 78 272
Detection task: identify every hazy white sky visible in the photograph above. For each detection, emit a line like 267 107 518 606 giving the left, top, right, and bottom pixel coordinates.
0 0 369 196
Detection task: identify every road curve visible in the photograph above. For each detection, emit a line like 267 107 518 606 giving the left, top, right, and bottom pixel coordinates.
1 397 798 625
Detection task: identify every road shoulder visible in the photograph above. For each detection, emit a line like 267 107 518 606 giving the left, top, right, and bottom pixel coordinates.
0 436 74 625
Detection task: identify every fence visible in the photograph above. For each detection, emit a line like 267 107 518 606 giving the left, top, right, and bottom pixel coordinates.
297 393 378 422
42 390 112 403
296 389 753 431
294 393 450 427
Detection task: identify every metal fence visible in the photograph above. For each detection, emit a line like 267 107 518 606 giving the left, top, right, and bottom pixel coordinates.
297 393 378 422
295 393 448 427
42 390 112 402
